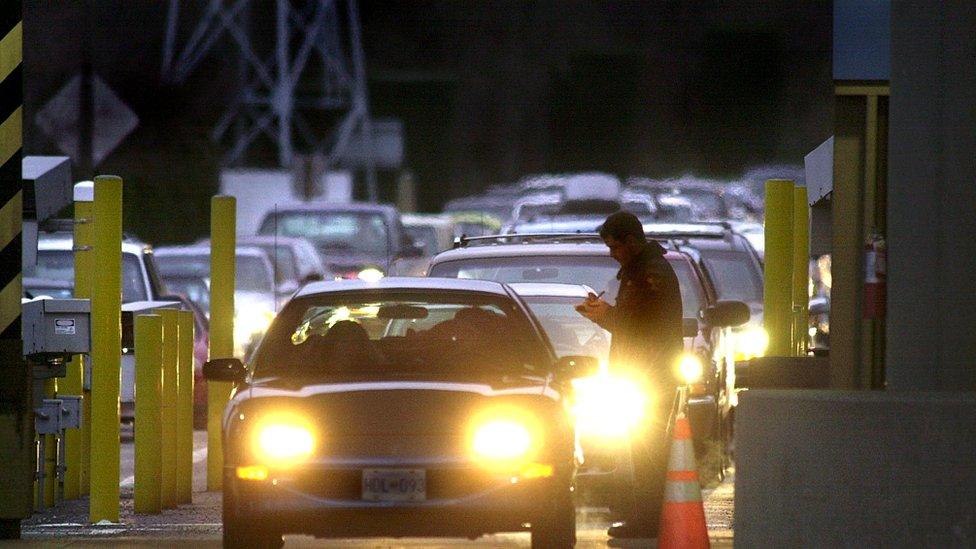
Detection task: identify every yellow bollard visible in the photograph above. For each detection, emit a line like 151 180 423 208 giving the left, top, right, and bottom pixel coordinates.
176 310 194 504
792 185 810 356
208 196 236 491
763 179 795 357
134 314 162 514
73 185 94 497
159 308 179 508
89 175 122 524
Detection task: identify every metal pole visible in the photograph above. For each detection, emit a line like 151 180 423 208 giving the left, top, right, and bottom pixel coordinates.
73 185 94 497
208 196 236 490
134 314 162 514
89 175 122 524
763 179 795 357
176 310 194 504
63 184 92 500
159 308 179 509
793 185 810 356
42 379 56 507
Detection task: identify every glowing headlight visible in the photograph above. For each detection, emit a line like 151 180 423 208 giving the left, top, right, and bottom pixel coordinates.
235 304 275 339
678 354 704 384
471 420 533 462
357 268 385 283
571 373 647 439
734 326 769 361
253 421 315 465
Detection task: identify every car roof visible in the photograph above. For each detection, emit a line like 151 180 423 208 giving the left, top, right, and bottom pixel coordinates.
38 234 146 255
266 201 397 214
154 244 268 258
511 217 605 234
296 276 512 298
507 282 593 298
236 235 308 247
431 241 685 262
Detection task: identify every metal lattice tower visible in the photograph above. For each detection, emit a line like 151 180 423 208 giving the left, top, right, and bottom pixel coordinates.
162 0 378 200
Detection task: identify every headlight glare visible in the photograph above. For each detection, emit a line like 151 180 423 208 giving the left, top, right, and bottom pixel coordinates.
252 419 315 466
357 268 385 282
571 373 647 439
734 326 769 361
678 354 704 384
472 420 532 462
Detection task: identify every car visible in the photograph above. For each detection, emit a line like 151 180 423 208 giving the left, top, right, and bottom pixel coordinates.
27 227 209 423
235 235 332 300
426 234 749 466
645 222 768 366
257 202 422 280
505 216 605 235
391 214 457 276
205 277 593 548
154 245 278 357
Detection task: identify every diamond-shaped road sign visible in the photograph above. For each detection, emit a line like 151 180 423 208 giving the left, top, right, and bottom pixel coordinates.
35 74 139 167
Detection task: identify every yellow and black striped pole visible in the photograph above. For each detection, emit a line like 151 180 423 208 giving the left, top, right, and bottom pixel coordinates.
0 4 30 539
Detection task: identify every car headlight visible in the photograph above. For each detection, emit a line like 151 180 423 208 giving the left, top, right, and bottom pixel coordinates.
570 373 647 439
677 353 704 384
734 326 769 361
357 267 385 282
235 304 275 339
472 420 533 461
252 418 315 466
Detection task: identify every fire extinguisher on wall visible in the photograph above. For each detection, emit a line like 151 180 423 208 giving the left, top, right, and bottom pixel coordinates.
863 233 887 319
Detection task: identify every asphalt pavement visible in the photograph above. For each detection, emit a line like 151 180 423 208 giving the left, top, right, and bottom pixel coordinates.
14 430 734 548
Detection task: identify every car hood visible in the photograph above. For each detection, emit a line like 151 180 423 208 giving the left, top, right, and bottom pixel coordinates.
228 375 561 437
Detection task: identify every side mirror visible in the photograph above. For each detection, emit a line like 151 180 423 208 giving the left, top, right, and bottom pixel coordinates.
682 318 699 338
553 355 600 380
809 296 829 316
302 272 324 283
203 358 246 383
702 300 750 328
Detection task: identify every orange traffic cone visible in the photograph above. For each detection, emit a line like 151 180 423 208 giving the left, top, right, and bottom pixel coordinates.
658 413 710 549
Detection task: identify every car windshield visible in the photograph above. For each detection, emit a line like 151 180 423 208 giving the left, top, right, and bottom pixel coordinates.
251 292 547 379
405 225 439 255
429 254 704 318
163 276 211 313
699 249 763 303
29 250 148 302
250 243 298 285
521 296 610 361
260 211 390 256
155 253 274 293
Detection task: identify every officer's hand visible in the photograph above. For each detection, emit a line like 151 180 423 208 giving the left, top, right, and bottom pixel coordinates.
575 298 610 322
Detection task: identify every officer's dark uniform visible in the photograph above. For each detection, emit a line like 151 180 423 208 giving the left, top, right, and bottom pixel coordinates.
594 239 683 534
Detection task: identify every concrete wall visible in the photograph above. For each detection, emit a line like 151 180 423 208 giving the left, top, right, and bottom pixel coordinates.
886 0 976 389
735 390 976 547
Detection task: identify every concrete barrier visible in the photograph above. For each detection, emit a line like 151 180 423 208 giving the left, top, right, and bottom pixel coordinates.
736 390 976 547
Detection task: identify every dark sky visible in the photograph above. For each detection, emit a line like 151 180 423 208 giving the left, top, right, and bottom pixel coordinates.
24 1 832 242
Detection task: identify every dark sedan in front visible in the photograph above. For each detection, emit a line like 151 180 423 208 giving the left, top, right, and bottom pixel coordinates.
205 278 596 548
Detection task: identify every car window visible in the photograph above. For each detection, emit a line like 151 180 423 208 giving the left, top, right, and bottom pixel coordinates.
260 211 391 256
429 254 704 317
405 225 439 255
251 292 547 378
699 249 763 303
522 296 610 361
31 250 148 303
156 253 274 293
253 243 298 284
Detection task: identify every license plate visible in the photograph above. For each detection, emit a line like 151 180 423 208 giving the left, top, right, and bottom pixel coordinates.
361 468 426 501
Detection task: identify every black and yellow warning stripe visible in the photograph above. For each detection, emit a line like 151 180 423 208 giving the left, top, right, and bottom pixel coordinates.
0 11 22 342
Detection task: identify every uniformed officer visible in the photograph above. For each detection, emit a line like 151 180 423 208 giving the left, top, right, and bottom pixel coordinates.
577 211 683 540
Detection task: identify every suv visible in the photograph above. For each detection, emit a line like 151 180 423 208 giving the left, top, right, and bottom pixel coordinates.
427 234 748 467
257 202 421 279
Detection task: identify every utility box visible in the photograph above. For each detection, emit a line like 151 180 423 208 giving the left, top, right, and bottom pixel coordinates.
22 299 91 362
58 395 82 430
34 399 63 435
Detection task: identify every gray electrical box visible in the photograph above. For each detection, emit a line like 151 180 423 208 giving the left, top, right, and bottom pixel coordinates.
22 299 92 362
59 395 82 429
35 399 63 435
